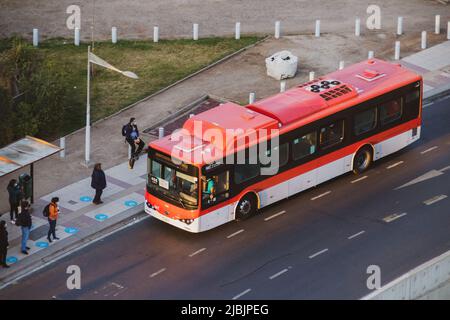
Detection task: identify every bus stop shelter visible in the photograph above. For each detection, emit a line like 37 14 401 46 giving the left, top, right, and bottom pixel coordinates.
0 136 62 203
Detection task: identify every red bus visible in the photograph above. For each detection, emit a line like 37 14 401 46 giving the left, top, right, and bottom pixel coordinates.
145 58 422 232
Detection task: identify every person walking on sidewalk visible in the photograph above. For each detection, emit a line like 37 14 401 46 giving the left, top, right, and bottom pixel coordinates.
7 179 23 222
0 221 9 268
123 117 145 168
17 200 32 255
91 163 107 205
47 197 60 243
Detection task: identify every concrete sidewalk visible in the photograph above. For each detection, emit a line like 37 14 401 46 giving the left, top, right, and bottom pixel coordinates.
1 33 450 288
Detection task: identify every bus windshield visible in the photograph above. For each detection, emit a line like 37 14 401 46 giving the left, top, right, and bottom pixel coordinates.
147 152 199 209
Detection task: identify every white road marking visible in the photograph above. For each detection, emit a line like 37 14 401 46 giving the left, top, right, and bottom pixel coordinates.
189 248 206 257
227 229 245 239
311 191 331 201
423 102 433 108
351 176 368 184
423 194 448 206
264 210 286 221
150 268 167 278
439 165 450 172
420 146 438 154
232 288 251 300
395 169 444 190
269 268 289 280
309 248 328 259
383 212 407 223
348 230 365 240
387 161 404 169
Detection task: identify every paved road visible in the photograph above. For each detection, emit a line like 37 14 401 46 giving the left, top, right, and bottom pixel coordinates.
1 95 449 300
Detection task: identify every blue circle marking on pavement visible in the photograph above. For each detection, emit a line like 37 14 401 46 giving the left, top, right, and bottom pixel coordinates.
65 227 79 234
95 214 109 221
124 200 138 207
6 256 18 264
80 196 93 202
36 241 49 248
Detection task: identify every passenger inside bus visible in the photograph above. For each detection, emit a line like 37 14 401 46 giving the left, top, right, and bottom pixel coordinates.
202 176 216 201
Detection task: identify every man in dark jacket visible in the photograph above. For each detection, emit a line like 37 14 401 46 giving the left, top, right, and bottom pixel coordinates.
124 117 145 160
91 163 107 205
17 200 32 255
7 179 22 221
0 221 9 268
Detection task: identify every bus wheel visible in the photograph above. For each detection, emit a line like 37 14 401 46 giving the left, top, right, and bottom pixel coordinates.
353 147 372 174
236 194 257 220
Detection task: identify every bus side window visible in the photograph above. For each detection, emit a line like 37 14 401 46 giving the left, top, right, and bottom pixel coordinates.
380 98 402 125
353 108 377 136
319 120 344 149
293 132 317 160
202 171 229 207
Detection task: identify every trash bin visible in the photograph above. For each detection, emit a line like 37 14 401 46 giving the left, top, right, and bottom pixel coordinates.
265 50 298 80
19 173 32 200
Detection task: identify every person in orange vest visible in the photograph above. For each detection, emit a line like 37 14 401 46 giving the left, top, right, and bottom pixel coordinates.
47 197 60 243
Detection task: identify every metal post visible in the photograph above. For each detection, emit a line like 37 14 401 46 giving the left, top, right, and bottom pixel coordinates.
448 21 450 40
30 163 34 204
128 144 132 160
193 23 199 40
368 51 374 59
153 26 159 43
421 31 427 49
189 114 195 118
315 20 320 37
85 46 91 166
75 27 80 46
235 22 241 40
60 137 65 158
339 61 345 70
435 15 441 34
397 17 403 35
112 26 117 43
394 41 400 60
33 28 39 47
355 18 361 36
280 80 286 92
275 21 281 39
249 92 255 104
309 71 315 81
158 127 164 139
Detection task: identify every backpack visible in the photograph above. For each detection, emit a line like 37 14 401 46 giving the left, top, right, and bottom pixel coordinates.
43 204 50 218
121 124 129 137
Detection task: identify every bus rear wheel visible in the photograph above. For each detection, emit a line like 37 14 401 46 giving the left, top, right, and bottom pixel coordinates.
353 147 373 174
236 194 257 220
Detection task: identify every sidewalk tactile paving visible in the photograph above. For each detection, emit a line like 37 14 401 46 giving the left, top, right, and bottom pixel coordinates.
29 225 50 241
105 157 146 186
84 192 144 222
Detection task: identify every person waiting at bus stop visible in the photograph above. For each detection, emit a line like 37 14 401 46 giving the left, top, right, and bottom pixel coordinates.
47 197 60 243
6 179 23 222
91 163 107 205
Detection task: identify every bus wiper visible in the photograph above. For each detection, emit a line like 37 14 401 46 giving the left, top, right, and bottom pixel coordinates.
177 196 186 209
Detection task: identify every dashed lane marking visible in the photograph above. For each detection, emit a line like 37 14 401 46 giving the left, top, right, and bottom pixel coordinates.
439 166 450 172
232 288 251 300
150 268 166 278
420 146 438 154
423 195 448 206
189 248 206 257
383 212 407 223
311 191 331 201
227 229 245 239
348 230 365 240
309 248 328 259
351 176 368 184
264 210 286 221
387 161 404 169
269 268 289 280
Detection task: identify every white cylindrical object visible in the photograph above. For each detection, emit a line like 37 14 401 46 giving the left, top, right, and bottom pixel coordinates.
74 28 80 46
394 41 400 60
249 92 255 104
435 15 440 34
235 22 241 40
128 144 132 160
280 81 286 93
309 71 315 81
193 23 199 40
153 26 159 43
158 127 164 139
355 18 361 36
368 51 374 59
447 21 450 40
33 28 39 47
397 17 403 35
189 113 194 118
421 31 427 49
60 137 65 158
315 20 321 37
112 27 117 43
275 21 281 39
339 61 344 70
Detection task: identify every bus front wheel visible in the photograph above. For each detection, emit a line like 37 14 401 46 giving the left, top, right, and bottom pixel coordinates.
236 194 257 220
353 147 373 174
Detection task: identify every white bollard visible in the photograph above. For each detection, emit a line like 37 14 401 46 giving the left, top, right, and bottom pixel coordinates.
309 71 315 81
394 41 400 60
60 137 65 158
355 18 361 36
33 28 39 47
74 28 80 46
435 15 440 34
397 17 403 36
275 21 281 39
421 31 427 49
128 144 132 160
447 21 450 40
158 127 164 139
339 61 345 70
193 23 199 40
189 113 195 118
368 51 374 59
249 92 255 104
112 27 117 43
280 81 286 93
235 22 241 40
315 20 321 37
153 26 159 43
